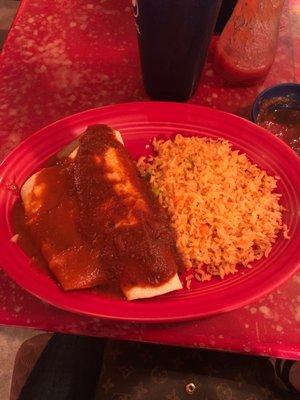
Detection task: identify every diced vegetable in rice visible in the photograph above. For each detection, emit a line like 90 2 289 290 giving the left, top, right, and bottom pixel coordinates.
137 134 289 281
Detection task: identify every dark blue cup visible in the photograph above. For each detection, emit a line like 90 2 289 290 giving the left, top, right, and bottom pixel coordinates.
133 0 222 102
251 83 300 122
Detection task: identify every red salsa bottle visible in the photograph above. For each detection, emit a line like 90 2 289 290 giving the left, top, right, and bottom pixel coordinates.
214 0 285 86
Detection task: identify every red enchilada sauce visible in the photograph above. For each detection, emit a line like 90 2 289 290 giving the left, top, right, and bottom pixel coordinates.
12 202 47 271
257 98 300 155
13 125 182 296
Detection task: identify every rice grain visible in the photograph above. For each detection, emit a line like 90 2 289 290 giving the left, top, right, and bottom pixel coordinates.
138 134 288 281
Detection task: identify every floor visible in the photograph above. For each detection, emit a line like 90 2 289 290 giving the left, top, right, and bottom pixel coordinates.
0 327 41 400
0 0 19 49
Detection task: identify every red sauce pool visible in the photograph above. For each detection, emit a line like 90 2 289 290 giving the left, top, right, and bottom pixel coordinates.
214 47 271 86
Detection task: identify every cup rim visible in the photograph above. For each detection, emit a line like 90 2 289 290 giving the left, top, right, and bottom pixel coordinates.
251 82 300 122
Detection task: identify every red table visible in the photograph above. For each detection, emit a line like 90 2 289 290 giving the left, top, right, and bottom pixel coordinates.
0 0 299 360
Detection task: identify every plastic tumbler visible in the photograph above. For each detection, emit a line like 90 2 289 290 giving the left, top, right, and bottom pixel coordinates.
132 0 222 102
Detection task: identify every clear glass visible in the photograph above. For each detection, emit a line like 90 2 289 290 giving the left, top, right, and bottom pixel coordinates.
214 0 285 86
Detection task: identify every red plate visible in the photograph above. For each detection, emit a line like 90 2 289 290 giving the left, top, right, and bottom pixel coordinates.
0 102 300 322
